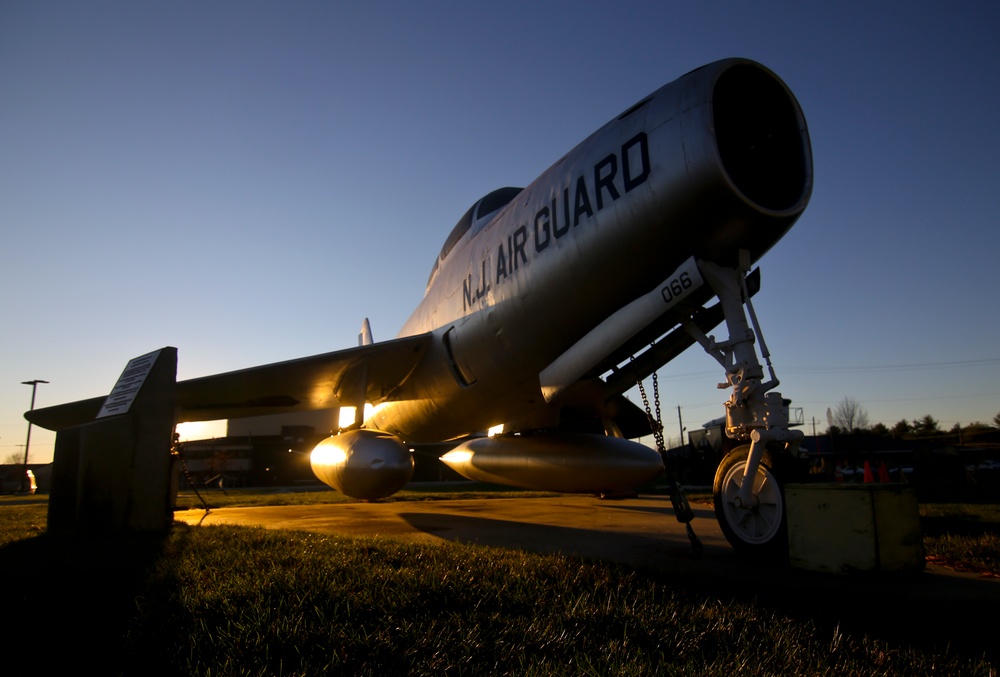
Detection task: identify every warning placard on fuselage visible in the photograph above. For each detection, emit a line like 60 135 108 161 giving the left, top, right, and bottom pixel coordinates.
96 349 162 418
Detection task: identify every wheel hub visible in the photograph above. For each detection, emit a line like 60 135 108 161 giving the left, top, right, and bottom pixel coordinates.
720 460 782 545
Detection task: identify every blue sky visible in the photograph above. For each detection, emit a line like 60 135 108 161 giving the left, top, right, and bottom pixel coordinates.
3 1 999 463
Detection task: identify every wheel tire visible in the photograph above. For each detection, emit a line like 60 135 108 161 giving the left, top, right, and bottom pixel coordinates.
713 444 790 558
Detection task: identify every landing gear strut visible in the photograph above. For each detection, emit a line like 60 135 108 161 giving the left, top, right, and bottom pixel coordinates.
683 251 803 555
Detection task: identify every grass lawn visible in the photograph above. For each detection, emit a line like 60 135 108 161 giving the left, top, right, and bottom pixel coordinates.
1 491 997 675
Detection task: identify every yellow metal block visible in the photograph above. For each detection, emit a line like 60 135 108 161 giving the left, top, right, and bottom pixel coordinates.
785 483 925 574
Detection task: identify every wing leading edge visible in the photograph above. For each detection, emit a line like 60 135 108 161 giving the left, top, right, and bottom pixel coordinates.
25 333 434 432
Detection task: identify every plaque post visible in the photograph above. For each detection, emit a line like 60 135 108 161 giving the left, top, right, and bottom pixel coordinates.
48 348 178 533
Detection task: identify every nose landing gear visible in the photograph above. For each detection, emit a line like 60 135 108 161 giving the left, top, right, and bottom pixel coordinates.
684 253 803 555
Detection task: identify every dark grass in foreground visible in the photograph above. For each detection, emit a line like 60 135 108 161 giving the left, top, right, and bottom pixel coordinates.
1 505 997 676
920 502 1000 573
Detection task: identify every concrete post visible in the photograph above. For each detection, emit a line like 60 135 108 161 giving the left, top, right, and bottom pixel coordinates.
48 348 177 534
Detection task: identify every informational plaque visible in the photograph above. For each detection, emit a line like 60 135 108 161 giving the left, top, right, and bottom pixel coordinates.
96 349 162 418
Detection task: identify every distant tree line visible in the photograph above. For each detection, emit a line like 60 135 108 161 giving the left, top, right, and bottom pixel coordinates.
827 396 1000 441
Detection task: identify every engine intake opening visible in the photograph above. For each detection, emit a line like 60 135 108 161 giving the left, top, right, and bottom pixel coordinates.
714 64 810 212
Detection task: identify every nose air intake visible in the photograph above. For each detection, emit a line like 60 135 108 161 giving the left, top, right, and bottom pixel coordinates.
714 63 811 213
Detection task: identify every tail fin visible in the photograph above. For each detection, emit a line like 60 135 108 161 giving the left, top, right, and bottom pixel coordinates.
358 318 374 346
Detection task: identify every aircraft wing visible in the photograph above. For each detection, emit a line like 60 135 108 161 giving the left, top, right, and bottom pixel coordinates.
25 333 434 431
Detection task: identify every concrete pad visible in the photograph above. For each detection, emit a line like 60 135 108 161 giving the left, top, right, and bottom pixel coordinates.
175 495 727 568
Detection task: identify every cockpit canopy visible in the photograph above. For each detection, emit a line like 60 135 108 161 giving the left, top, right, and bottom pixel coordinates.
426 186 523 292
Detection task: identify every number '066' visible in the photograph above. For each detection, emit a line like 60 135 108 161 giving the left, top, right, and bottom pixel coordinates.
661 272 693 303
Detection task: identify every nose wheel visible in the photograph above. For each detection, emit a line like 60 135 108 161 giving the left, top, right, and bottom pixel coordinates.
713 444 789 557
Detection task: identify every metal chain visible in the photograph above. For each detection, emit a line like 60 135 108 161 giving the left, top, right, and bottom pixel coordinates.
632 356 702 556
635 362 665 453
652 371 662 444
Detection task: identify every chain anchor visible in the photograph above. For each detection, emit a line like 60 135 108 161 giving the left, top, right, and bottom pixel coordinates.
172 431 213 523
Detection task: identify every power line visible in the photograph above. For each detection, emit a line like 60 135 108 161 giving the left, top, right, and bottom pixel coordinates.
794 392 1000 406
651 357 1000 382
782 358 1000 375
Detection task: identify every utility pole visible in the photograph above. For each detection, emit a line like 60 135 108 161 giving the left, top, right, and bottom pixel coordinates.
677 405 685 447
21 379 48 493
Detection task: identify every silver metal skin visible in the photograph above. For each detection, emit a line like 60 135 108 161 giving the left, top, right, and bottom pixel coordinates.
311 430 414 500
538 256 704 403
440 434 664 494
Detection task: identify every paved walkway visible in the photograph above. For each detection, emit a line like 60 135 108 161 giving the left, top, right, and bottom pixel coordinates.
177 495 726 568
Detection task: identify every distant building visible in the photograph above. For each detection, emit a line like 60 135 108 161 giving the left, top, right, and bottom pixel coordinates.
0 463 51 494
226 409 338 438
177 410 338 488
178 408 465 488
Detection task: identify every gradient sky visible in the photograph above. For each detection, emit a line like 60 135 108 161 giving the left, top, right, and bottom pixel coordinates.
3 1 999 464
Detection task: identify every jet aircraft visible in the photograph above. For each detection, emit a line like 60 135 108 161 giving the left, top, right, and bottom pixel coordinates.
27 58 812 555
